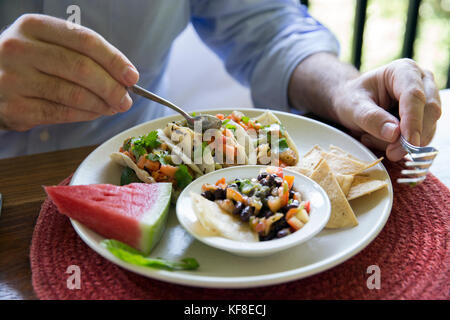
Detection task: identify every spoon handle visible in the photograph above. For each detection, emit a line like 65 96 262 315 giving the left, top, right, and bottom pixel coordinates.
128 84 192 121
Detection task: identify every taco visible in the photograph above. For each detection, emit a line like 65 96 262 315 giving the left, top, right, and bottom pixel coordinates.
110 129 203 199
163 118 249 170
163 121 216 174
216 111 300 167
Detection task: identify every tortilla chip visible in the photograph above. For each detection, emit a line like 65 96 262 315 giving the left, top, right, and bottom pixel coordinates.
328 145 360 161
335 174 354 196
347 176 388 201
191 193 259 242
296 145 324 176
321 152 383 175
309 159 358 229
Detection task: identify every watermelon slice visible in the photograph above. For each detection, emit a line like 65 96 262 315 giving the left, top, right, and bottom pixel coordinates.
45 183 172 254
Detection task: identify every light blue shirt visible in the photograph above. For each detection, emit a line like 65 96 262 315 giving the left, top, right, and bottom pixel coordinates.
0 0 339 158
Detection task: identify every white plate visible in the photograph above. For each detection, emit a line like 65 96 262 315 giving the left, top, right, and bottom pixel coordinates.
176 165 331 257
70 108 393 288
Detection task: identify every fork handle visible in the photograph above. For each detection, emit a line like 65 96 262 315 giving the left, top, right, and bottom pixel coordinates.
128 84 192 121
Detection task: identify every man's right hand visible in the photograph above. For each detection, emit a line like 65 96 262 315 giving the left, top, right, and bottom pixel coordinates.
0 14 139 131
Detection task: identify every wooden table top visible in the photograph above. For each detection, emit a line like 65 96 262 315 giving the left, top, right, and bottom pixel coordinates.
0 145 97 300
0 90 448 300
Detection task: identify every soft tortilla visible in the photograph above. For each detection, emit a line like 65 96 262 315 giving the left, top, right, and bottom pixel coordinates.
163 122 215 174
191 193 258 242
347 176 388 201
227 118 257 165
253 110 300 165
309 159 358 229
110 152 155 184
156 129 203 176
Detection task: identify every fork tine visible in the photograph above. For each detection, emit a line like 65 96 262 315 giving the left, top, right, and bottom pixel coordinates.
401 168 428 176
404 160 433 168
410 151 438 160
398 135 437 186
397 176 427 184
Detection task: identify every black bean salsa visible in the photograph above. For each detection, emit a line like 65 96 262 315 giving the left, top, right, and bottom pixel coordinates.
200 167 311 241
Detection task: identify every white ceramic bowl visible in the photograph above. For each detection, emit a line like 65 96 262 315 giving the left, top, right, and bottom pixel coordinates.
176 165 331 257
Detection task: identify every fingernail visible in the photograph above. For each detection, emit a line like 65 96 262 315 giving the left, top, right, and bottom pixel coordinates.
119 92 132 111
123 66 139 85
381 122 398 141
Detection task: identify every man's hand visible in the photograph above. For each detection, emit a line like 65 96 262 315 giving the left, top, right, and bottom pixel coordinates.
332 58 441 161
288 54 441 162
0 14 139 131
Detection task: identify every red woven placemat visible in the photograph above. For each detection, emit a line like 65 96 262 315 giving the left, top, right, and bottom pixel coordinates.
30 160 449 300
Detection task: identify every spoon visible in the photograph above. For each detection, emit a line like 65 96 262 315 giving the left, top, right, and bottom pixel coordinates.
128 84 222 131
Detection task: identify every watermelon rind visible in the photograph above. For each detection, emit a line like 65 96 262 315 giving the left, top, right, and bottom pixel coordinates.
138 183 172 254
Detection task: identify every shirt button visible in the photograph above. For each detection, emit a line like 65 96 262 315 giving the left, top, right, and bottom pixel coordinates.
40 129 50 142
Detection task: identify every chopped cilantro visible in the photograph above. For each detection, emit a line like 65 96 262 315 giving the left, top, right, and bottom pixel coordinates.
238 179 256 194
225 123 236 131
278 138 289 153
130 131 161 158
241 116 250 124
141 131 161 149
201 141 209 152
174 164 193 189
147 150 171 165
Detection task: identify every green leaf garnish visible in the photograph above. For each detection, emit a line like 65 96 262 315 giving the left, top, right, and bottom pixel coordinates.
241 116 250 124
174 164 193 189
101 239 199 271
120 167 142 186
222 119 230 125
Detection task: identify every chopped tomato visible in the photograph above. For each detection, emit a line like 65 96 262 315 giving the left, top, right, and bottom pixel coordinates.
266 166 284 178
136 155 147 169
224 128 234 138
215 177 226 186
286 207 299 221
215 113 225 120
159 164 178 178
226 188 245 203
238 122 248 131
278 181 289 207
284 175 294 190
303 200 311 214
144 159 160 171
254 220 266 233
287 216 304 231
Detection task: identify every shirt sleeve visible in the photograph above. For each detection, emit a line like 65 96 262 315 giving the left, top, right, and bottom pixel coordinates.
190 0 340 112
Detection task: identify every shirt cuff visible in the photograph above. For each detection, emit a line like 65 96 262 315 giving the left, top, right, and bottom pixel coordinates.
250 27 340 113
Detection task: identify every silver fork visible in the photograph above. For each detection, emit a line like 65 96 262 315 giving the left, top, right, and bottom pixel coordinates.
397 135 438 185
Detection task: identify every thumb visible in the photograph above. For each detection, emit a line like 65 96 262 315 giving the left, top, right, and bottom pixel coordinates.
353 99 401 143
